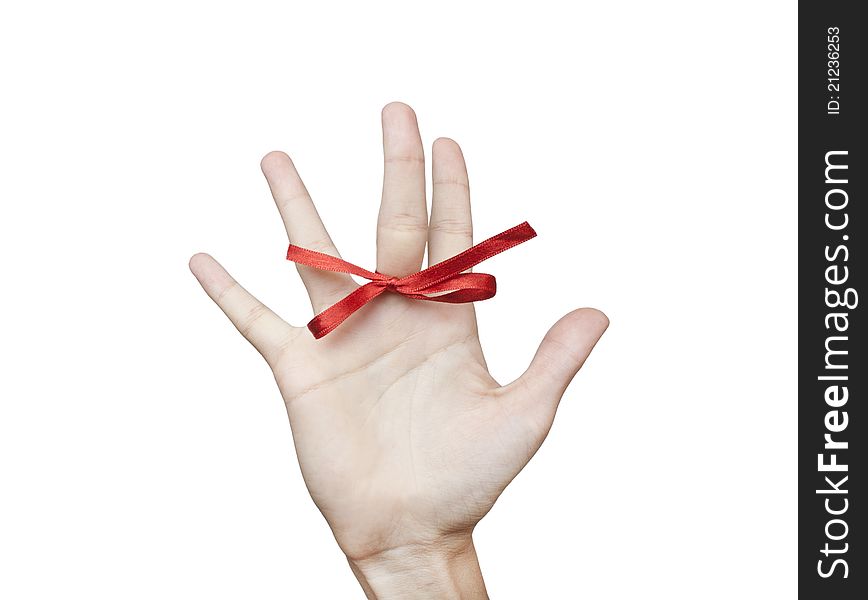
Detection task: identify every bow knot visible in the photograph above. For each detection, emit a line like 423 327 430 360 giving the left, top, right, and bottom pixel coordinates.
286 222 536 338
380 276 401 290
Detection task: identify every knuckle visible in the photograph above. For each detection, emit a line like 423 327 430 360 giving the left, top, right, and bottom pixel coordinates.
215 281 239 305
433 177 470 190
295 234 334 254
430 218 472 237
384 154 425 165
277 190 310 209
380 212 428 234
238 303 269 338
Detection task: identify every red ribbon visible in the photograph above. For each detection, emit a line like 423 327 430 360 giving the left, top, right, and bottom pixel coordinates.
286 222 537 338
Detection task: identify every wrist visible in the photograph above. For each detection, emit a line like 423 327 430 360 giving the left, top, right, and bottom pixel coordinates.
347 534 488 600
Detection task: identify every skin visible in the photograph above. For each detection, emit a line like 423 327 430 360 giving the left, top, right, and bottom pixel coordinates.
189 102 609 599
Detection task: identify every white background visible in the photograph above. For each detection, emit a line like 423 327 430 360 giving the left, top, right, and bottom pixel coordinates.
0 1 796 598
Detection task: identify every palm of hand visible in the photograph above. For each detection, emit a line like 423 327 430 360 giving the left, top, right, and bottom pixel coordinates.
281 300 522 561
191 103 608 564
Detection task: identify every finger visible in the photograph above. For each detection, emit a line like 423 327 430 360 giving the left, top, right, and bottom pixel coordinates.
504 308 609 418
376 102 427 277
260 151 357 312
189 253 297 365
429 137 473 266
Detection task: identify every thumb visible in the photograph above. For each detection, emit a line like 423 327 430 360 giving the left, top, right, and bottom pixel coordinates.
506 307 609 411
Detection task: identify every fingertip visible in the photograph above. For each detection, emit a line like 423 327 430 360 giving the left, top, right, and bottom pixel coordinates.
542 308 610 367
568 307 610 333
188 252 214 275
433 136 457 147
260 150 291 174
432 136 462 155
382 101 417 124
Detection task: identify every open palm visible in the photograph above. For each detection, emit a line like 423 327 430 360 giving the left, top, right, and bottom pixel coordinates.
190 103 608 594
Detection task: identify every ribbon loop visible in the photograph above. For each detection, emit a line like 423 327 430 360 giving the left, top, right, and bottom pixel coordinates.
286 221 536 338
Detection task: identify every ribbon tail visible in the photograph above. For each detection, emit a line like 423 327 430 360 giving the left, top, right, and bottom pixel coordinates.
287 245 382 280
308 282 388 339
398 222 536 292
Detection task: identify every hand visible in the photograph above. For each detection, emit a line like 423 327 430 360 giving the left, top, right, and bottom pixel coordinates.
190 102 609 599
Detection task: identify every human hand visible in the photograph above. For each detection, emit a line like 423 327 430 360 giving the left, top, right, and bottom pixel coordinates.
190 103 609 598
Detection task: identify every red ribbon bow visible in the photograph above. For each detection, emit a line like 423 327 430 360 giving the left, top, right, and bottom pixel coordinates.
286 222 537 338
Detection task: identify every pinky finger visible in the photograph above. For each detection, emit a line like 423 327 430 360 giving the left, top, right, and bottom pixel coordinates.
189 253 297 365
